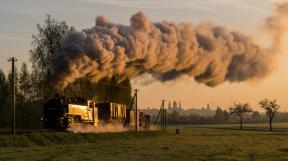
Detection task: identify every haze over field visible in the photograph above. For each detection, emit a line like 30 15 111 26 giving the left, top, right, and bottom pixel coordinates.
0 0 288 109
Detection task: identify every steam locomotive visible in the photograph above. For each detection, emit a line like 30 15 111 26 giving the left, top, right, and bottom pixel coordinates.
43 94 150 130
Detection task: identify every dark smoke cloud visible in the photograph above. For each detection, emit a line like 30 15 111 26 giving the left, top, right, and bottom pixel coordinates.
51 2 288 89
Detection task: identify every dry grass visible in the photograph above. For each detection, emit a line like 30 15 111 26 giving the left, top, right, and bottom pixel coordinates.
1 123 288 161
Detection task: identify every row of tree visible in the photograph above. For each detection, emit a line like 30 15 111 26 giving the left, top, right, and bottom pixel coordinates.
229 99 280 131
166 99 281 131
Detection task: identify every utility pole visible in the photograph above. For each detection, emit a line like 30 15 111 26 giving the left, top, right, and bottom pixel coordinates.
8 57 17 136
155 100 165 131
123 89 139 132
134 89 138 132
161 101 164 131
162 100 166 131
164 107 166 131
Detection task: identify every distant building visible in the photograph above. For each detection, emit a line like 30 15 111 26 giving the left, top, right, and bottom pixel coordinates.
168 101 171 109
142 101 215 118
207 104 210 110
167 100 183 113
173 101 177 109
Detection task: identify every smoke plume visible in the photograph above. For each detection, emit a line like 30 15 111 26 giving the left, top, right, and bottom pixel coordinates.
51 2 288 89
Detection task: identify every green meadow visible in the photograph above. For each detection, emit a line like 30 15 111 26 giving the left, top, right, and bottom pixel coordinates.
1 123 288 161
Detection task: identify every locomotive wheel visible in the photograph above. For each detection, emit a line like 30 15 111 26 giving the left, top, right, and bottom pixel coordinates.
68 117 76 128
59 116 69 129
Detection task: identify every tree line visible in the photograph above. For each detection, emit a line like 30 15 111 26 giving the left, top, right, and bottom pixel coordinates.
166 99 281 131
0 15 132 129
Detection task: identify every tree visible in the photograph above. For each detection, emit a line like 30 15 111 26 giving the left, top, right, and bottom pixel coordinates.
214 107 229 123
0 69 8 106
19 62 32 103
229 102 252 130
259 98 280 131
18 62 32 129
0 69 9 127
167 110 180 123
62 76 132 107
7 67 19 101
29 15 75 99
1 68 19 128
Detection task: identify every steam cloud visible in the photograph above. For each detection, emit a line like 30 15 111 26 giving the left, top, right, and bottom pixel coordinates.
67 123 128 133
51 2 288 89
67 123 156 133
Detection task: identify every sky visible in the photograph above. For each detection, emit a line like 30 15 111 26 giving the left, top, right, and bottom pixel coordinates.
0 0 287 110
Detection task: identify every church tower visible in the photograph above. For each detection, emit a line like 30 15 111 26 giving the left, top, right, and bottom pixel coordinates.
173 101 177 110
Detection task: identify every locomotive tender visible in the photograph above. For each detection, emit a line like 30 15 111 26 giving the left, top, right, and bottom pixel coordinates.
43 94 150 130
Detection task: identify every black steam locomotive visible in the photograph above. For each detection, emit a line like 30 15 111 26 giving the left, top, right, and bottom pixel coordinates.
43 94 150 130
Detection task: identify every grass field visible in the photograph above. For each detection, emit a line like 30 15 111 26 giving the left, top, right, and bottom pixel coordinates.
1 123 288 161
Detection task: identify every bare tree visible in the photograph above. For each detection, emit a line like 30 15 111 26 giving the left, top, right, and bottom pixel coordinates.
229 102 252 130
259 98 280 131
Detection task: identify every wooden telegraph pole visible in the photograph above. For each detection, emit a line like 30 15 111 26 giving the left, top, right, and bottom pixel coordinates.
155 100 165 131
123 89 139 132
134 89 138 132
8 57 17 136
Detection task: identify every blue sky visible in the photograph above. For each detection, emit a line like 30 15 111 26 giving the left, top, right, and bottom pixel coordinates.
1 0 287 109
